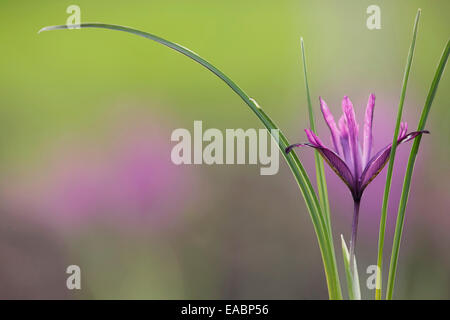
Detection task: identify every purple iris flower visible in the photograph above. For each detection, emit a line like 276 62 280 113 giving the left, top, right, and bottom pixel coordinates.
286 94 428 267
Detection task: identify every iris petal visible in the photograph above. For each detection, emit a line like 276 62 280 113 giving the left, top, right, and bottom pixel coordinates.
286 139 355 192
342 96 362 177
399 122 408 139
359 130 429 193
320 97 342 155
362 94 375 167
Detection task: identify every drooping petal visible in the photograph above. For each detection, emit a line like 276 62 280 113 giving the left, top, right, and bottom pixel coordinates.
319 97 342 155
362 94 375 167
359 130 429 193
342 96 362 177
286 131 355 192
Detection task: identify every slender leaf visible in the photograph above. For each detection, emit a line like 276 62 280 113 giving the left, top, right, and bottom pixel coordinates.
386 39 449 300
375 9 420 300
300 38 341 298
39 23 343 299
300 38 332 233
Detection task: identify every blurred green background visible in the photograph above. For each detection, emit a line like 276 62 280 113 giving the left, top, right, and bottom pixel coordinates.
0 0 448 299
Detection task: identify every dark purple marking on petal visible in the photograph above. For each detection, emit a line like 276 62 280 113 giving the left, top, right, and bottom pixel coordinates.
359 130 429 194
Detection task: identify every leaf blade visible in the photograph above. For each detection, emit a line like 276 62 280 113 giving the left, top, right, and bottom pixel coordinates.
375 9 420 300
39 23 343 299
386 39 450 300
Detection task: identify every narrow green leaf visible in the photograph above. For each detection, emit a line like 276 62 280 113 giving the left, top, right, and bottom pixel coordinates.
300 38 332 233
375 9 420 300
386 39 449 300
341 235 361 300
300 38 340 298
39 23 343 299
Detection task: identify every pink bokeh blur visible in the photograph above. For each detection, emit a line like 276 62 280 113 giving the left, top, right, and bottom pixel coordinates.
2 104 200 232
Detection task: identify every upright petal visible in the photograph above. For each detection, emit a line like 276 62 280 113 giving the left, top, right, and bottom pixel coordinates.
362 94 375 167
338 115 352 167
319 97 342 155
342 96 362 178
359 130 429 193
